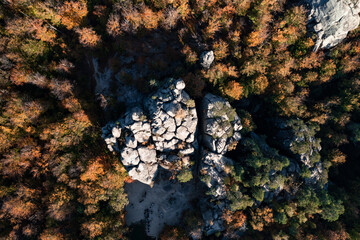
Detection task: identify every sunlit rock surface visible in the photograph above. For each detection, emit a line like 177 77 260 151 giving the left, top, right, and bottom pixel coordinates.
102 78 198 185
308 0 360 50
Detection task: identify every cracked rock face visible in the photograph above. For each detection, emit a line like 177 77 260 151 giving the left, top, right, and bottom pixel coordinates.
145 81 197 153
102 78 198 185
202 93 242 154
308 0 360 50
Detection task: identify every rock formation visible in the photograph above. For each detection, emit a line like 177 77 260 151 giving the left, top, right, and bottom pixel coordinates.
102 79 244 236
202 93 242 154
308 0 360 50
199 151 234 235
102 78 198 185
198 94 243 235
200 51 215 69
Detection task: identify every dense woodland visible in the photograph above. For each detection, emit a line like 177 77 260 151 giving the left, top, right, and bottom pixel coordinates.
0 0 359 239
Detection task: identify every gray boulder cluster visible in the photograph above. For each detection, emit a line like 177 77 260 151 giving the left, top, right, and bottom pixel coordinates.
102 78 198 185
308 0 360 50
102 79 244 236
199 94 243 235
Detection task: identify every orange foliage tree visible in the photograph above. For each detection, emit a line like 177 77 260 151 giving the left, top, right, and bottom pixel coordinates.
203 63 239 86
106 14 121 37
223 80 243 100
213 39 229 60
160 226 188 240
47 186 73 221
76 27 101 47
58 0 88 30
250 207 274 231
39 228 65 240
251 74 269 94
81 219 107 239
222 209 247 229
30 19 57 44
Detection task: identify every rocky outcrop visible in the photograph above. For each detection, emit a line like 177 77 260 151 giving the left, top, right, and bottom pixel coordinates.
202 94 242 154
200 51 214 69
200 151 234 199
308 0 360 50
199 151 234 235
102 78 198 185
145 79 197 154
102 78 244 236
198 94 243 235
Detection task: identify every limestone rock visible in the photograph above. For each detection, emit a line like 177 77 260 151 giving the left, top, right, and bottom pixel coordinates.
138 147 157 164
200 203 225 235
308 0 360 50
112 127 121 138
147 78 198 153
125 135 138 149
128 163 158 185
121 147 140 166
102 78 198 185
200 51 215 69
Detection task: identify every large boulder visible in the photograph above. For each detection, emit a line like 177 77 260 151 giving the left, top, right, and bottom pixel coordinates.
308 0 360 50
200 51 215 69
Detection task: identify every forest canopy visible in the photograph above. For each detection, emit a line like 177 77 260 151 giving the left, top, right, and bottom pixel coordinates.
0 0 359 239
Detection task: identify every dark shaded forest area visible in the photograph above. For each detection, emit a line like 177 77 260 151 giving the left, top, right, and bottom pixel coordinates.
0 0 359 239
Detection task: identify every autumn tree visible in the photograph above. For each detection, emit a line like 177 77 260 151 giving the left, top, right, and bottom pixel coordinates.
106 14 121 37
250 207 274 231
222 209 247 229
47 186 73 221
58 0 88 30
161 7 181 30
223 80 243 100
76 27 101 47
160 225 188 240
